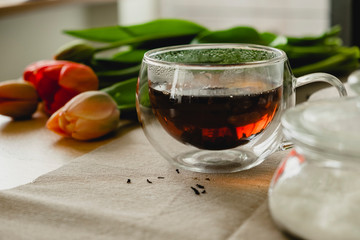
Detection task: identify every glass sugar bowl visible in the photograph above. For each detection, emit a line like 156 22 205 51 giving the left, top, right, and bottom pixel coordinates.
268 97 360 240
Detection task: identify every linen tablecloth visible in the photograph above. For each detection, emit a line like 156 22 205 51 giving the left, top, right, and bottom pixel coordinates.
0 122 290 239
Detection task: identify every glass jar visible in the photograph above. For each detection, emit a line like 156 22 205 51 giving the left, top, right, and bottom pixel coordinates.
268 97 360 240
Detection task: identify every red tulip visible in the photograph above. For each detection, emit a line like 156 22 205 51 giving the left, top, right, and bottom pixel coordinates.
23 60 98 114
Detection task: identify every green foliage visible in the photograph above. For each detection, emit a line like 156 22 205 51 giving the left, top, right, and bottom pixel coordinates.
101 77 138 120
112 49 148 63
192 25 358 74
192 26 266 45
95 65 141 89
57 19 360 121
64 19 207 44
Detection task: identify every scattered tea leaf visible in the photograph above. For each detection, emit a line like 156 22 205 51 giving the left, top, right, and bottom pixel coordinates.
191 186 200 195
196 184 205 189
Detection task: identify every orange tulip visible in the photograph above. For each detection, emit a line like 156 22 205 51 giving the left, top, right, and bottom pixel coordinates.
24 60 98 115
46 91 120 140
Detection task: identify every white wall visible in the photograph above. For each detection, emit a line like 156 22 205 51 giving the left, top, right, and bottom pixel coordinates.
118 0 160 25
158 0 330 36
0 2 118 81
119 0 330 36
1 0 330 81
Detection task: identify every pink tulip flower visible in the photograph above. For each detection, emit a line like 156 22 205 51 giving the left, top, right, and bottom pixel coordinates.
46 91 120 140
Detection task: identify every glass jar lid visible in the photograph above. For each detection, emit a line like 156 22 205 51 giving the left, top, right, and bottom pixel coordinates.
281 97 360 157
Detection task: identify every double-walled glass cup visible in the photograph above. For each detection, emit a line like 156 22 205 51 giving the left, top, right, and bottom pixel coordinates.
136 44 346 173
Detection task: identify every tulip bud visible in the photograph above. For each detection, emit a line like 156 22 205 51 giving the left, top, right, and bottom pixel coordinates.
46 91 120 140
54 41 95 63
0 80 38 119
24 60 99 115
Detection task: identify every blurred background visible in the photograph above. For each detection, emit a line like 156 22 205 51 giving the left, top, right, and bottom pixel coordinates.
0 0 358 81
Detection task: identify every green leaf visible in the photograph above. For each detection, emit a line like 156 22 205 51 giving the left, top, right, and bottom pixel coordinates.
292 46 360 76
96 65 141 89
96 65 141 77
101 77 137 111
92 58 139 71
280 45 339 60
112 49 147 63
260 33 288 48
260 32 279 45
133 34 197 50
286 25 341 46
192 26 265 45
64 19 207 43
64 26 133 43
126 18 207 38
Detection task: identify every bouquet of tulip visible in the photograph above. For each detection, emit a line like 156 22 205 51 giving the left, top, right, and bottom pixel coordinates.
0 19 358 141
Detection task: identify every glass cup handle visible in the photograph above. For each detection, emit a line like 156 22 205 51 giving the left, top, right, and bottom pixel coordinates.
279 73 348 151
295 73 348 97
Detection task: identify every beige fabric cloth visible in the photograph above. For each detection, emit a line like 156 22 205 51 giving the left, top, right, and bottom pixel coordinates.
0 123 291 239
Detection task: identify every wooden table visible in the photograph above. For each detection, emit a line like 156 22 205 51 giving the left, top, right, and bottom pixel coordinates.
0 110 115 190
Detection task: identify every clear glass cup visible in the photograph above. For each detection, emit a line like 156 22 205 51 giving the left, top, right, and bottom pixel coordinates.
136 44 347 173
268 97 360 240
